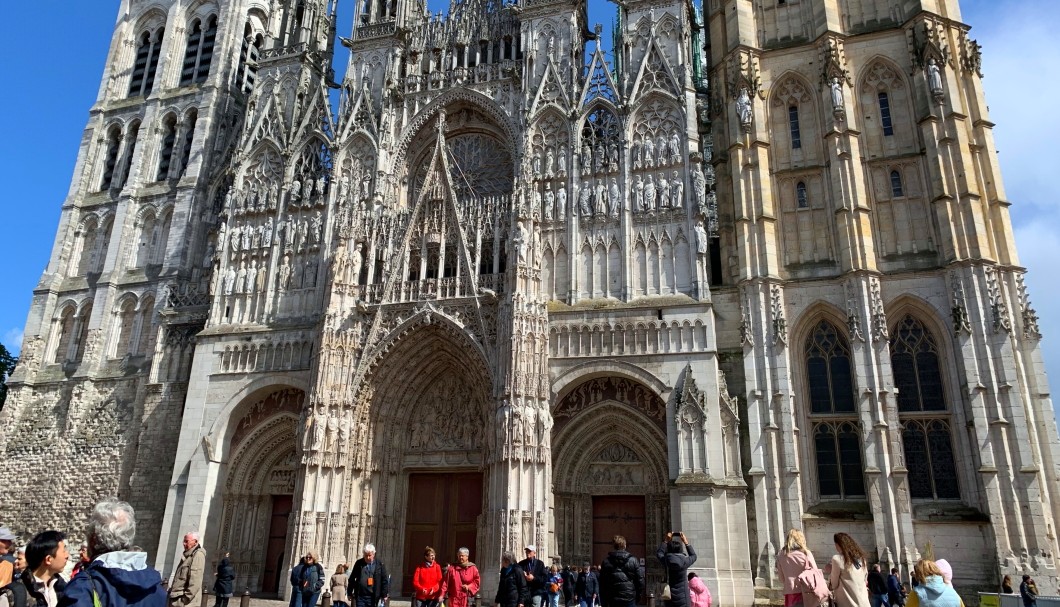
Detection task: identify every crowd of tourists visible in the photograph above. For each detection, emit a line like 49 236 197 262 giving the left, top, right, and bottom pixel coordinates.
0 500 1042 607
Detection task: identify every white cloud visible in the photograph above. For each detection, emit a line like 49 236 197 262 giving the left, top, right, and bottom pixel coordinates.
2 328 23 356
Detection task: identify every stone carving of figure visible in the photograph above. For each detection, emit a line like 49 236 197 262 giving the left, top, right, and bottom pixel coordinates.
235 260 248 294
532 151 542 178
338 409 351 452
593 144 604 173
692 165 707 208
669 131 682 165
513 221 528 263
595 181 607 215
278 255 292 291
223 266 236 295
543 184 555 221
643 137 655 168
545 147 555 178
581 142 592 174
579 185 592 217
351 244 364 284
290 179 302 205
658 174 670 208
263 217 274 248
256 261 267 292
927 57 944 97
558 145 568 175
632 140 642 169
246 260 258 293
252 224 263 249
672 171 684 208
607 142 619 170
694 220 709 255
830 76 844 112
557 185 567 219
325 408 339 452
644 174 656 210
634 175 645 212
736 87 753 128
297 220 309 251
608 178 621 216
309 406 327 452
657 134 668 166
217 220 228 252
240 224 252 251
302 178 313 202
339 174 350 201
532 187 543 218
304 258 318 288
315 176 326 197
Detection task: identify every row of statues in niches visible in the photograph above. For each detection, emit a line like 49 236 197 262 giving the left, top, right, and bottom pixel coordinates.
526 130 685 181
224 174 328 218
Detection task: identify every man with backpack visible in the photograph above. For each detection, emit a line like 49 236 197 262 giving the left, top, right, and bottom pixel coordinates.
0 531 69 607
598 537 642 607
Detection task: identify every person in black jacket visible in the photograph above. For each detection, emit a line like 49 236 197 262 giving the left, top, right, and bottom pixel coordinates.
575 564 599 607
212 552 235 607
495 552 529 607
518 546 548 607
599 536 642 607
292 552 325 607
561 566 575 607
348 544 389 607
867 564 888 607
656 533 696 607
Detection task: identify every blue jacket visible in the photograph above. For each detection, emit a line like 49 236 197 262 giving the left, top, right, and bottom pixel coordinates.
911 575 961 607
59 552 167 607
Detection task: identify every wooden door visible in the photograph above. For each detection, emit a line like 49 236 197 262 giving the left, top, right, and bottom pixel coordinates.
262 494 294 594
591 496 647 567
403 472 483 594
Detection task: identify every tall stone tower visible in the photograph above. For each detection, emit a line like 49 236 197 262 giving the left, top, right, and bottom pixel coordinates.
3 0 1059 603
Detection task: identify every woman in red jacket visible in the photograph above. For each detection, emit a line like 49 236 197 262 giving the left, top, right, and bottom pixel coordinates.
413 547 445 607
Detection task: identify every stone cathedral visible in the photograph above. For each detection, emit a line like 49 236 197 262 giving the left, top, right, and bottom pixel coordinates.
3 0 1059 604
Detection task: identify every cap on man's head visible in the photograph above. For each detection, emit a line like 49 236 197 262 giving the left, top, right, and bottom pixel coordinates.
0 527 16 542
525 545 536 552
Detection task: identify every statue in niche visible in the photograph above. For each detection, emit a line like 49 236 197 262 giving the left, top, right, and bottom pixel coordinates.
634 175 645 212
607 142 619 171
669 131 682 165
297 220 309 252
581 142 592 174
694 220 709 255
927 57 944 97
643 137 655 168
558 145 568 175
543 184 555 221
608 178 621 216
533 187 543 218
326 408 339 452
304 258 318 288
338 409 351 453
578 185 592 217
545 147 555 178
235 260 248 293
632 140 642 169
223 266 236 295
658 174 670 208
263 217 274 248
252 224 262 249
290 180 302 205
256 262 266 292
302 178 313 202
339 174 350 201
308 405 327 453
351 243 364 284
513 221 528 263
217 220 228 252
830 77 844 112
240 225 252 251
310 211 323 246
315 176 326 197
557 185 567 219
644 175 656 210
593 144 604 173
523 406 537 446
511 406 524 446
532 152 542 178
692 165 707 209
736 87 753 128
594 181 607 215
246 260 258 293
671 171 684 208
656 134 668 166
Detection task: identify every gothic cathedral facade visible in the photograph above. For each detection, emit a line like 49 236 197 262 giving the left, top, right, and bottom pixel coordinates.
3 0 1058 604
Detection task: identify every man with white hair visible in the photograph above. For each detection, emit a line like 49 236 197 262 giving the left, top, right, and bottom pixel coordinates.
168 533 205 607
59 498 167 607
347 544 388 607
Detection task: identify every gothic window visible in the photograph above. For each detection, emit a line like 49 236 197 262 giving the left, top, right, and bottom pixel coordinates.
52 305 77 363
813 421 866 498
129 26 164 97
878 92 894 137
136 296 156 356
112 296 138 358
153 210 173 266
118 121 141 190
100 126 122 191
479 240 495 275
72 304 93 364
75 216 113 276
179 110 197 176
889 314 960 500
805 320 856 414
180 16 217 85
796 181 809 209
236 25 264 93
157 115 177 181
890 170 904 198
789 106 802 149
135 212 157 268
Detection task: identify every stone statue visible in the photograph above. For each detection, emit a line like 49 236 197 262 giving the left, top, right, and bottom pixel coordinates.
669 131 682 165
579 185 592 217
278 255 292 291
301 178 313 201
736 87 753 127
252 224 262 249
513 221 528 263
223 266 236 295
304 258 318 288
255 262 266 292
246 260 258 293
532 152 542 178
581 142 592 174
593 144 604 173
830 77 844 112
643 137 655 168
557 185 567 219
339 174 350 201
632 140 642 169
927 57 944 97
533 188 543 218
262 217 274 248
235 260 248 294
607 142 619 170
595 181 607 215
543 186 554 220
657 134 668 166
608 178 621 216
694 220 709 255
309 406 327 452
545 147 555 178
672 171 684 208
350 244 364 284
692 165 707 208
558 145 568 175
634 175 645 212
644 175 656 210
658 174 670 208
290 179 302 204
240 224 252 251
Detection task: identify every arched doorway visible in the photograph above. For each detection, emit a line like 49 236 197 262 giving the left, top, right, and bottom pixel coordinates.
351 314 494 596
552 376 670 584
216 387 304 595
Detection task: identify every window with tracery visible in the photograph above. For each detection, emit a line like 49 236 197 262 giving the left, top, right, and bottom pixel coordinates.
236 24 264 93
157 115 177 181
878 92 894 137
129 26 165 97
411 133 513 202
180 15 217 85
118 121 140 191
805 319 864 499
100 126 121 191
789 106 802 149
796 181 809 209
890 170 904 198
179 110 197 176
889 314 960 500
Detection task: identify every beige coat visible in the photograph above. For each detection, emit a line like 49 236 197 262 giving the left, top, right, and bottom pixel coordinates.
828 555 871 607
170 545 207 607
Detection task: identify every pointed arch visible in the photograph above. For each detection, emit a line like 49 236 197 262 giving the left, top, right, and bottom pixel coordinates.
769 71 822 168
858 56 917 156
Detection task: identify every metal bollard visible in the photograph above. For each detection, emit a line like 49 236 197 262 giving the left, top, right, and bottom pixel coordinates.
240 588 251 607
202 587 211 607
648 591 655 607
323 591 332 607
473 593 480 607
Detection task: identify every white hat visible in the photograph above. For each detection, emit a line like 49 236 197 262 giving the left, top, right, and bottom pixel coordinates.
0 527 16 542
525 545 536 552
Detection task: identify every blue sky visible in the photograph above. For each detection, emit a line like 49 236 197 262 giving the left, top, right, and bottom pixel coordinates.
2 1 1059 413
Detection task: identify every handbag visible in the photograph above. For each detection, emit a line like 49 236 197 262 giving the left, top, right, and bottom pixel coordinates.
661 585 672 601
795 568 830 603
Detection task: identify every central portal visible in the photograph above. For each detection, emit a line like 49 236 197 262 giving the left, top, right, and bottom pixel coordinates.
403 472 483 593
592 496 647 566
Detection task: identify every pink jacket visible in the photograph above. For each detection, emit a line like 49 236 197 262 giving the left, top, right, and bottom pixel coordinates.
689 575 712 607
776 549 820 595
